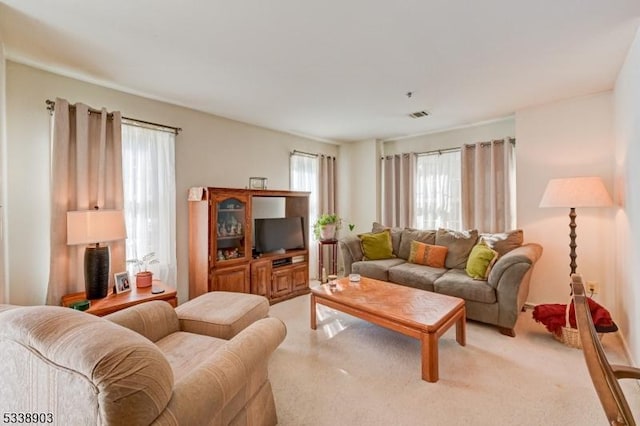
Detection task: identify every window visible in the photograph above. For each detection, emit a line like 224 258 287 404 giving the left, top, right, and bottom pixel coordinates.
414 150 461 230
121 124 176 286
290 153 319 278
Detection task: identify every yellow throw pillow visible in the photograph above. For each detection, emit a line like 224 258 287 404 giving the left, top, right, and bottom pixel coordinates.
465 240 499 280
358 229 394 260
408 241 448 268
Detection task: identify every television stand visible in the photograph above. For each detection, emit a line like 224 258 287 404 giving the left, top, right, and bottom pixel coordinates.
188 187 310 303
272 257 292 268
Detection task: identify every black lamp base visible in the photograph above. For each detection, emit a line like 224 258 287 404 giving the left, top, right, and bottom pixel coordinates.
84 245 110 299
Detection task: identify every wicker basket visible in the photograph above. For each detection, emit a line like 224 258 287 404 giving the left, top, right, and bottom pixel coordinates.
553 299 602 349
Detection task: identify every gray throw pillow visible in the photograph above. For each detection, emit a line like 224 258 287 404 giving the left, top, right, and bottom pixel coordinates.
480 229 523 256
398 228 437 260
435 228 479 269
372 222 403 256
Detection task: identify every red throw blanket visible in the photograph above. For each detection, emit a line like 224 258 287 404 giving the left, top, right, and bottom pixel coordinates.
532 298 617 336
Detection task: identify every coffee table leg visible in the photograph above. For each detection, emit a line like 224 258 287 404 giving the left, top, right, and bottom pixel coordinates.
456 307 466 346
421 332 438 382
310 294 317 330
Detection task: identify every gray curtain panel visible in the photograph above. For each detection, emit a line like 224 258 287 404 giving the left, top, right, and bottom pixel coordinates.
381 153 415 228
46 98 125 305
461 138 516 233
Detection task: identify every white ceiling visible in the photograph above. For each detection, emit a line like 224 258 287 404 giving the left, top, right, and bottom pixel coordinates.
1 1 639 142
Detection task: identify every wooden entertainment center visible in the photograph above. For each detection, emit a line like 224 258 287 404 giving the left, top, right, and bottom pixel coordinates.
188 187 310 303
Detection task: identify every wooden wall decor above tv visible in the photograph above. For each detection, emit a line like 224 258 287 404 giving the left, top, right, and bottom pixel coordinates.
188 187 310 303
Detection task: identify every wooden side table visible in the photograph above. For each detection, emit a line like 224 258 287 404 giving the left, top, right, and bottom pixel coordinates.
61 280 177 316
317 239 338 278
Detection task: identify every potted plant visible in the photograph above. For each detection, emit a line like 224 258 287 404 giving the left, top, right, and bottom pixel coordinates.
313 213 342 241
126 252 159 288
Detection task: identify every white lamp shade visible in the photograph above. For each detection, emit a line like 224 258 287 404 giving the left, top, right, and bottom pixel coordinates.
67 209 127 245
539 176 613 208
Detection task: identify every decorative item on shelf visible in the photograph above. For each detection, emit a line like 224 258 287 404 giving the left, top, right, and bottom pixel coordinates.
539 176 613 277
249 177 268 190
313 213 342 241
113 271 131 294
126 252 159 288
67 207 127 300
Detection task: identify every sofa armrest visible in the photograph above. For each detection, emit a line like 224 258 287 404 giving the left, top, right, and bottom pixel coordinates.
104 301 180 343
151 317 287 425
338 235 363 275
488 243 543 328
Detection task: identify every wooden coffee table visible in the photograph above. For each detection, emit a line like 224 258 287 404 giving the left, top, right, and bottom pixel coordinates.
310 276 466 382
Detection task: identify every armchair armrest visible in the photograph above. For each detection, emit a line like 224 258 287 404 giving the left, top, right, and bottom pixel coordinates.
151 317 287 425
339 235 363 275
105 301 180 343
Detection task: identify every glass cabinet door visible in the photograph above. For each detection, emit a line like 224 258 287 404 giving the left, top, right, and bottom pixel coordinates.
214 196 249 263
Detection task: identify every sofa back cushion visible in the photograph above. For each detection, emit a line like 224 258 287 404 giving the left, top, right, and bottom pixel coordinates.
398 228 437 260
372 222 403 256
480 229 523 256
408 241 448 268
435 228 479 269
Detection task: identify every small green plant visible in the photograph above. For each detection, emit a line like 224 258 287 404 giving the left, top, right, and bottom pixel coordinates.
348 223 355 231
126 252 159 274
313 213 342 240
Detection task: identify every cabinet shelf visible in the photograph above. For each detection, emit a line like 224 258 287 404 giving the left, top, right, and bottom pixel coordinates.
217 235 244 240
218 208 244 212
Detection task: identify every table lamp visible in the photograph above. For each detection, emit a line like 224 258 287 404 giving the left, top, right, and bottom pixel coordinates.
67 208 126 299
539 176 612 275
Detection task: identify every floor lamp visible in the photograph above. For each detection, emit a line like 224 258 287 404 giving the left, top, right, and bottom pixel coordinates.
539 176 613 275
67 208 126 299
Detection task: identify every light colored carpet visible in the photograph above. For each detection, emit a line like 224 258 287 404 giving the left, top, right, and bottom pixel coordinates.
268 293 640 426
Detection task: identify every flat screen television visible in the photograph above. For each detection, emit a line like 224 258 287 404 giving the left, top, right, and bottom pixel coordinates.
254 217 305 254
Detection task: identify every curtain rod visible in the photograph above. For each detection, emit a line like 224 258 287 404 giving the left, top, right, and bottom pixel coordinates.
380 147 460 160
45 99 182 134
464 138 515 148
291 149 318 158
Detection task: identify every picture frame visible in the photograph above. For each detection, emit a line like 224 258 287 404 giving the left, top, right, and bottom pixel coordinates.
114 271 131 294
249 177 267 190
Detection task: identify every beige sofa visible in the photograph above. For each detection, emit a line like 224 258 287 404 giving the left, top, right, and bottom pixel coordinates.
0 299 286 425
339 224 543 336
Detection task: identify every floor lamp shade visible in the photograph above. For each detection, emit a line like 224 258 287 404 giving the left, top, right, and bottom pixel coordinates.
539 176 612 275
67 209 126 299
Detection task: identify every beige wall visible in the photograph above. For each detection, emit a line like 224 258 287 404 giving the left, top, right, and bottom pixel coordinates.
614 27 640 365
0 41 6 304
337 139 379 234
515 93 616 310
5 61 338 305
381 117 515 155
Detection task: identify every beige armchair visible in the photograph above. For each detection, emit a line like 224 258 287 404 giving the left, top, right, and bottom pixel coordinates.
0 300 286 425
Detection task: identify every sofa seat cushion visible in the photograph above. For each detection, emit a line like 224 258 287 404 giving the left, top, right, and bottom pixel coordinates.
388 262 446 291
434 269 497 304
352 258 406 281
156 331 227 380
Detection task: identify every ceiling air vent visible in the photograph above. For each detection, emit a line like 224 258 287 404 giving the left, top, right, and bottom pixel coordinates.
408 110 430 119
